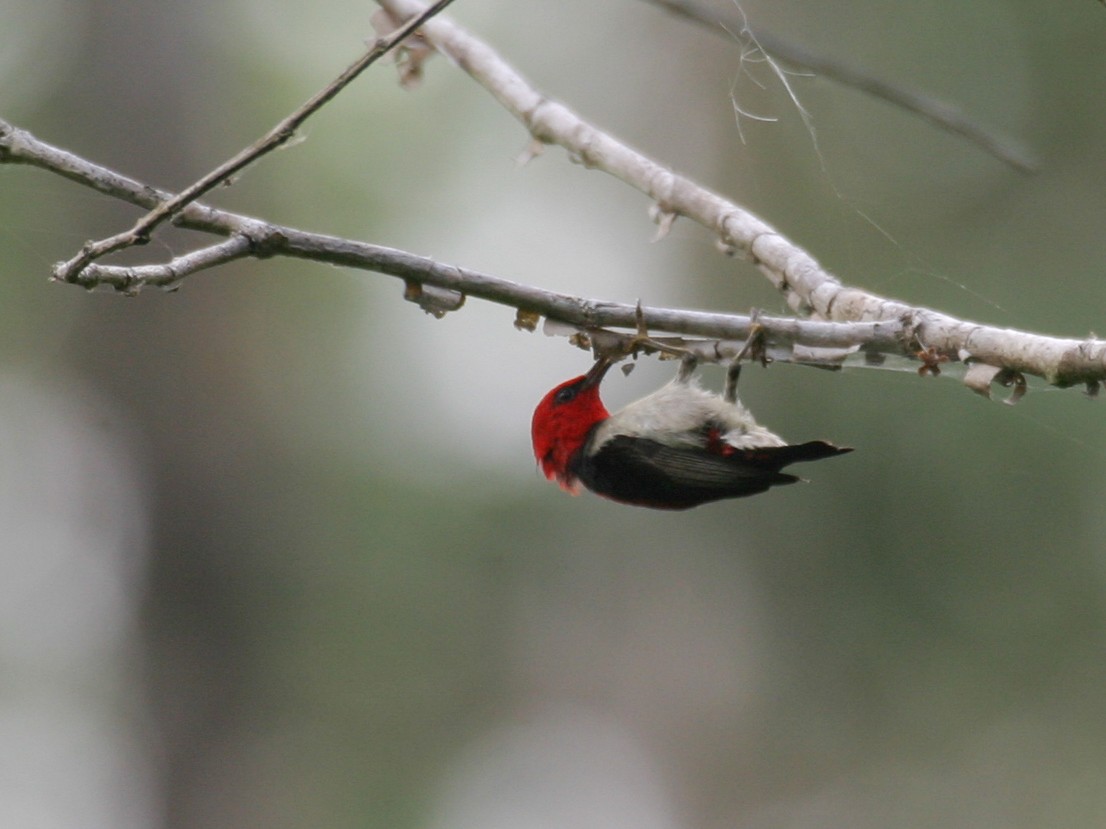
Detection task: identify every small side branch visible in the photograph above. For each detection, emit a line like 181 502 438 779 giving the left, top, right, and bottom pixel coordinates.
49 0 459 284
68 235 258 295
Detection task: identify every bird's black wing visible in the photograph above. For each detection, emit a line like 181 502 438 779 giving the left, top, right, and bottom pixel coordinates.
571 436 805 509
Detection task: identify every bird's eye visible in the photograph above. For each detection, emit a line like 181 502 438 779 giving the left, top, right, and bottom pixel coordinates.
554 385 578 404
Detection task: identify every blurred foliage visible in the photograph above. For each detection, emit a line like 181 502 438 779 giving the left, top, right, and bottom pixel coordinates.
4 1 1106 828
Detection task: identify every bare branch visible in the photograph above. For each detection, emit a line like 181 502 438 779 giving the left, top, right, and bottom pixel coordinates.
3 113 1103 392
642 0 1036 173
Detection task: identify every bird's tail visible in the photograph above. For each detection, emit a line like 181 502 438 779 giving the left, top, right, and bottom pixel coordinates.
734 441 853 470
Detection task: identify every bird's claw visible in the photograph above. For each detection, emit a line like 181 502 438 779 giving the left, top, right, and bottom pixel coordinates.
614 300 695 362
724 313 769 403
734 312 769 367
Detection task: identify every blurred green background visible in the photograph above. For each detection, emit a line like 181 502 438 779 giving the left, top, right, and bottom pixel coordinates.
4 1 1106 827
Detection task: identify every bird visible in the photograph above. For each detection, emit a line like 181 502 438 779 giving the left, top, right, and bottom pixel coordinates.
531 355 851 509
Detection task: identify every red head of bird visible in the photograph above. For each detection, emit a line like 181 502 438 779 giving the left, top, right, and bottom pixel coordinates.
531 357 613 493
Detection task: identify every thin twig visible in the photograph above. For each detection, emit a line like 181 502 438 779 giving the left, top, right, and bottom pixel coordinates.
77 235 258 296
642 0 1036 173
51 0 459 284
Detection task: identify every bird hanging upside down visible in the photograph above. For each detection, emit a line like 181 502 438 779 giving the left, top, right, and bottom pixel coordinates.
531 356 851 509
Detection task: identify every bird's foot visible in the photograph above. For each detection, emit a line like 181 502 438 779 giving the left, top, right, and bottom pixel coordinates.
724 312 769 403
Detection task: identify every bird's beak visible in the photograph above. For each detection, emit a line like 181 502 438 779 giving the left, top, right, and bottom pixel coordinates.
582 355 614 389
